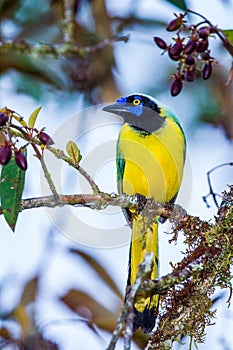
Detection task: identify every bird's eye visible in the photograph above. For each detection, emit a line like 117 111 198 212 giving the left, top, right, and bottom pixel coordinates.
133 99 141 106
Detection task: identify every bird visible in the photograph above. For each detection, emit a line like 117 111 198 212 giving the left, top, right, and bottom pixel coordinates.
103 93 186 333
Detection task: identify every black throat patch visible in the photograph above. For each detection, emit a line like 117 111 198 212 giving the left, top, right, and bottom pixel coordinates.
123 107 165 134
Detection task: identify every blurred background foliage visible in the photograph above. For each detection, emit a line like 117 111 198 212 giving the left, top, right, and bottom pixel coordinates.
0 0 232 136
0 0 233 349
0 0 120 102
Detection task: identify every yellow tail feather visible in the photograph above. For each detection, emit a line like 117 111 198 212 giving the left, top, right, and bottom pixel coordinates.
128 213 159 333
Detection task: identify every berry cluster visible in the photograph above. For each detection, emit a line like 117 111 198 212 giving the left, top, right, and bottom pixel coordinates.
0 111 54 170
153 12 215 96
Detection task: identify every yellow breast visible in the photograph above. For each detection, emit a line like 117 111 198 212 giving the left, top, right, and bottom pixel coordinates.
117 118 185 203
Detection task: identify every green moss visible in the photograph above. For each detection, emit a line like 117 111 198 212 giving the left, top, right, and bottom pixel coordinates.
148 186 233 349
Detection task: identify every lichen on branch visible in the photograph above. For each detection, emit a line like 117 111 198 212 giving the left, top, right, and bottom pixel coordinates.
107 186 233 350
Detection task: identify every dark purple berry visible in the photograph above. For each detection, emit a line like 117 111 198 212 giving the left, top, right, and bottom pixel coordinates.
169 42 183 56
184 69 195 82
168 42 183 61
15 150 27 170
198 26 210 39
38 132 54 145
184 39 197 54
185 56 195 65
202 62 212 80
0 112 8 127
168 52 180 61
153 37 167 50
0 145 12 165
170 77 183 96
196 39 209 53
166 17 183 32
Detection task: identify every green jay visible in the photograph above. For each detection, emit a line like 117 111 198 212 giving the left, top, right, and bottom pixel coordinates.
103 94 186 333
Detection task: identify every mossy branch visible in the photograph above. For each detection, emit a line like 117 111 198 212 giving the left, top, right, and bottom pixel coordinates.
0 0 128 58
107 186 233 350
0 191 185 217
0 35 128 58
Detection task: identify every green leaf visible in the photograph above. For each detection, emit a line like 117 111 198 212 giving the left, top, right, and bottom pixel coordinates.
222 29 233 45
165 0 187 10
28 106 42 128
0 149 27 231
11 113 27 127
66 140 82 163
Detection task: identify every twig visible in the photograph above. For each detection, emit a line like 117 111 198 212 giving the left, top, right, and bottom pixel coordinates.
124 253 154 350
40 156 59 199
8 124 100 194
202 162 233 208
140 251 205 297
106 306 127 350
9 123 59 199
0 192 188 217
87 35 129 54
63 0 75 44
106 253 154 350
48 147 100 193
187 9 233 57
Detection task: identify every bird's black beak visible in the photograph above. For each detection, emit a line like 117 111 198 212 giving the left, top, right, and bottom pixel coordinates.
103 103 128 115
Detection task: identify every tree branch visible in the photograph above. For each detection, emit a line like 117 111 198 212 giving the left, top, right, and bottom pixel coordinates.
0 191 188 219
0 36 129 58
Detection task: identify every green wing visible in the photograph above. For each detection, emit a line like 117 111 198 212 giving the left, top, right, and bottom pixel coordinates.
116 141 125 194
116 141 133 225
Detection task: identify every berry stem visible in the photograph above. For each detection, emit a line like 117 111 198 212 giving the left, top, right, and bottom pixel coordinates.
10 124 42 159
40 156 59 200
187 9 213 26
10 123 59 199
187 8 233 57
48 146 100 193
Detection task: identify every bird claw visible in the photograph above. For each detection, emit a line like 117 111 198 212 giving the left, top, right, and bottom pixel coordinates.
134 193 147 215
